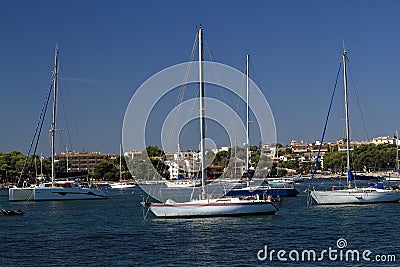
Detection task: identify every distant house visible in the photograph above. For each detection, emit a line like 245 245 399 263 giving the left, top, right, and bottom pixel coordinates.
125 150 142 159
165 152 201 180
291 140 309 153
165 151 199 161
372 136 396 145
56 151 113 172
261 144 276 158
335 140 358 151
309 142 329 153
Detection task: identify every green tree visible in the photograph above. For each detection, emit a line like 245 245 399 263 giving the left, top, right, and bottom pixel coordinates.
0 151 25 177
212 150 230 167
55 158 67 172
322 143 396 173
113 155 132 180
93 160 118 181
278 160 299 171
322 151 346 174
145 146 164 158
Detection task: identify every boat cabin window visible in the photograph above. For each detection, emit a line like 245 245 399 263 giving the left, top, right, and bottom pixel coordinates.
59 183 72 188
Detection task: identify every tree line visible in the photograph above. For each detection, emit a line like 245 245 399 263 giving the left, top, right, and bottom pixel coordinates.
276 143 398 175
323 143 398 174
1 143 397 183
0 151 132 184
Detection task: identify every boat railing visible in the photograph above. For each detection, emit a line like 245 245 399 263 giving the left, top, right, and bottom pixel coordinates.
311 184 348 191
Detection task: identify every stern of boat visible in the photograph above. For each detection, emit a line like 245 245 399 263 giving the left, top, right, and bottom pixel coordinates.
9 188 35 201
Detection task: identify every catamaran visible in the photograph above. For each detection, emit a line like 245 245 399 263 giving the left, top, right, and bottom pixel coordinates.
143 27 279 218
9 48 107 201
309 50 400 205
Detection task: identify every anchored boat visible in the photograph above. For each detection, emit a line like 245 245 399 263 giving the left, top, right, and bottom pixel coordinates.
143 27 279 218
9 47 107 202
309 50 400 205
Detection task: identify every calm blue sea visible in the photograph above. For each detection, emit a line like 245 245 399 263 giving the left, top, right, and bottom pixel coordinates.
1 180 399 266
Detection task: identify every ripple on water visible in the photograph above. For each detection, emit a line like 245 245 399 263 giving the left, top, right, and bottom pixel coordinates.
0 186 399 266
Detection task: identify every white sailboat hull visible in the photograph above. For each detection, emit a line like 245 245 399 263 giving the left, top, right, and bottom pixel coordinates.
9 187 107 201
148 198 278 218
165 181 201 188
110 183 136 189
385 177 400 182
311 188 400 205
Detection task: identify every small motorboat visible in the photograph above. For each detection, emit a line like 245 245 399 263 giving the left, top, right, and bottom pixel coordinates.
0 208 24 216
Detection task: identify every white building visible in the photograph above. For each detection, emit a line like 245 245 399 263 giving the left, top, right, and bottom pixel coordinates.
372 136 396 145
165 151 201 179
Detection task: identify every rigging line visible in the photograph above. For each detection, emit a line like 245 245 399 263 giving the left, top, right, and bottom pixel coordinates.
230 64 246 143
346 60 378 137
56 93 70 153
308 61 342 205
346 64 369 140
163 31 198 157
28 85 52 176
58 80 73 151
203 36 216 62
352 85 369 139
19 82 53 183
204 37 246 156
249 58 263 92
178 87 200 151
157 30 199 181
178 37 203 144
248 58 271 134
204 36 236 118
58 65 85 151
171 70 199 153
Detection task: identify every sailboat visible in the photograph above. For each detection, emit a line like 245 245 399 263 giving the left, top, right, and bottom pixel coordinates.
9 47 107 201
224 55 298 198
309 50 400 205
143 27 279 218
164 178 201 188
384 129 400 182
110 144 136 189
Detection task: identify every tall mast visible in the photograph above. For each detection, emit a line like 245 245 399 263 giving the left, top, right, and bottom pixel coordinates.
120 143 122 180
198 26 206 200
246 54 250 186
396 129 399 174
342 50 352 188
66 147 69 173
234 140 237 179
40 152 43 177
51 47 59 187
34 156 38 178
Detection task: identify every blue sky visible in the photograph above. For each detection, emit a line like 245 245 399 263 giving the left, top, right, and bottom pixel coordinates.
1 1 400 155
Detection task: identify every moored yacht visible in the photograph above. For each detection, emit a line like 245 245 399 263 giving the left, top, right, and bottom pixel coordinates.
309 50 400 205
9 47 107 202
110 179 137 189
143 27 279 218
